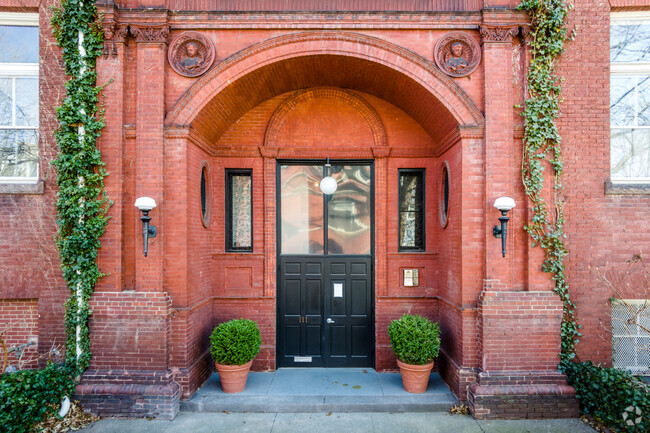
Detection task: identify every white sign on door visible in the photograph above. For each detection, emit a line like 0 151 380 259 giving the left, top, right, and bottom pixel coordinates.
333 282 343 298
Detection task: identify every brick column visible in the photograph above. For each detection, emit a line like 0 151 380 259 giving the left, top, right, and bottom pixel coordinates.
372 146 390 298
163 128 189 307
467 14 579 420
77 20 180 421
481 22 519 287
95 17 128 291
130 23 169 292
259 147 278 298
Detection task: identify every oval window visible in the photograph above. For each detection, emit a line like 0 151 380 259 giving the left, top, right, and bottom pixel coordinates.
200 165 210 227
439 164 450 228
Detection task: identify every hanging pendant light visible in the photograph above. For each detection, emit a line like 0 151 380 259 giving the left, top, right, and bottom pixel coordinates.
320 157 337 195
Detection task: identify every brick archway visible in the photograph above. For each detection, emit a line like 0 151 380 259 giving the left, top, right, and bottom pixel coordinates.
264 87 387 148
165 31 484 147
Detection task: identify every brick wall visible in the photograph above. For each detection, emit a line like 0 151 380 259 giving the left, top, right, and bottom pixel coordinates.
468 383 579 419
559 0 650 366
477 291 563 372
0 299 39 370
88 292 172 371
0 1 69 368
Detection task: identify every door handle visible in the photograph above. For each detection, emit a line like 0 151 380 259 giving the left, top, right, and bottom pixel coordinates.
327 318 335 324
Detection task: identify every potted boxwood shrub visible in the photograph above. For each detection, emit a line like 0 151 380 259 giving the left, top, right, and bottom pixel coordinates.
388 313 441 393
210 318 262 393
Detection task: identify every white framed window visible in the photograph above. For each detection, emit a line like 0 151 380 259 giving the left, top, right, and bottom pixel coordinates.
612 299 650 375
610 13 650 183
0 12 39 183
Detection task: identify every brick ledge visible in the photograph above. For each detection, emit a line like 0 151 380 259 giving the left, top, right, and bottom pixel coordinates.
0 180 45 195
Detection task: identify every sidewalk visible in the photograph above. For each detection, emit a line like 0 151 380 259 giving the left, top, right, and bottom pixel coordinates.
77 412 596 433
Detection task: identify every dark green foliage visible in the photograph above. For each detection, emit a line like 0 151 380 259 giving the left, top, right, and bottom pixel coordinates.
210 319 262 366
388 314 441 365
51 0 109 375
0 364 75 433
517 0 580 363
563 361 650 432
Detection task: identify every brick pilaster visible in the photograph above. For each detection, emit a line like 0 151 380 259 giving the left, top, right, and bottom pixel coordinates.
130 22 169 292
96 9 128 292
481 17 520 288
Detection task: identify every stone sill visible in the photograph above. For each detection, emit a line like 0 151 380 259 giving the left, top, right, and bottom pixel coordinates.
0 180 45 195
605 181 650 195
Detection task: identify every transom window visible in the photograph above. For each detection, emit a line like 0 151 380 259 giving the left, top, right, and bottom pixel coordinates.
279 163 372 255
0 13 39 183
610 13 650 182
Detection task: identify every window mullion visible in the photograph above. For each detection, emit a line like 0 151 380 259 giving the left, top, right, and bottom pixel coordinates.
11 77 16 177
11 76 15 126
634 76 639 127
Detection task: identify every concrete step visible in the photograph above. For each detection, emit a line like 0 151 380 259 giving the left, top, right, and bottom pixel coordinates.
181 368 458 413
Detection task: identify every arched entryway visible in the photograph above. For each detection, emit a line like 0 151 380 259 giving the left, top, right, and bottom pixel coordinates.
163 30 484 396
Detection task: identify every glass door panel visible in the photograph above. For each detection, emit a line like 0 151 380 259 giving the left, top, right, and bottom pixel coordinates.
280 164 324 254
327 165 371 255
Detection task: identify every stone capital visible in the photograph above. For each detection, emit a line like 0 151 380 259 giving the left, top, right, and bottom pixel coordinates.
101 23 128 58
129 24 170 43
480 25 519 43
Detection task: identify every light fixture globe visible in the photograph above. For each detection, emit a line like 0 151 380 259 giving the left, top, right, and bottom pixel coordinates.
492 196 515 258
134 196 157 212
493 196 516 212
134 197 157 257
319 175 337 195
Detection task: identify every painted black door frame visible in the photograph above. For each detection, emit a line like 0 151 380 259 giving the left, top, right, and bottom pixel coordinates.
276 160 375 368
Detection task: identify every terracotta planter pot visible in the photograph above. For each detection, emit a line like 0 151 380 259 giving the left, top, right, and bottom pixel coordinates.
396 359 434 394
215 359 253 393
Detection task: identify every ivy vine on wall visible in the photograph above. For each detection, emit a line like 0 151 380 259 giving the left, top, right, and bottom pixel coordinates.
517 0 579 362
51 0 109 376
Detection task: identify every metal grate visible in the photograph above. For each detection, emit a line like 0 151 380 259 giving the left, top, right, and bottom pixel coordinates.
612 299 650 375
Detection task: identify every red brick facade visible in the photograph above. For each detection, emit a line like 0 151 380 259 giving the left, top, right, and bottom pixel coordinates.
1 0 648 421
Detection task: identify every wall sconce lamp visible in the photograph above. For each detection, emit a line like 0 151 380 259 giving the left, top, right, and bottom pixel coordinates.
492 196 516 257
134 197 157 257
319 157 337 195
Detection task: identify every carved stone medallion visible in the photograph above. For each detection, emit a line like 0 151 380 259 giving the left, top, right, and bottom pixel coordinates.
434 32 481 78
168 32 215 78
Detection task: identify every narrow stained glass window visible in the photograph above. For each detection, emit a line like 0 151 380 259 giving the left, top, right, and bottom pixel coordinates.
398 169 424 251
226 170 252 252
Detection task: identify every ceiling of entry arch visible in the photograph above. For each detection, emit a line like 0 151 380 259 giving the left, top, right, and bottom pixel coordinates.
190 55 462 147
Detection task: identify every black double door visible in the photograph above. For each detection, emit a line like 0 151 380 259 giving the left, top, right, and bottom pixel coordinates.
277 162 374 367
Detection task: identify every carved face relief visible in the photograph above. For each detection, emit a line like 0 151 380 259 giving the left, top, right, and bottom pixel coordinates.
102 24 117 58
168 32 216 78
434 32 481 78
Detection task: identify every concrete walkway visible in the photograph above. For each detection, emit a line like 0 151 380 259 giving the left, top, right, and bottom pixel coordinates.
77 412 596 433
182 368 457 413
